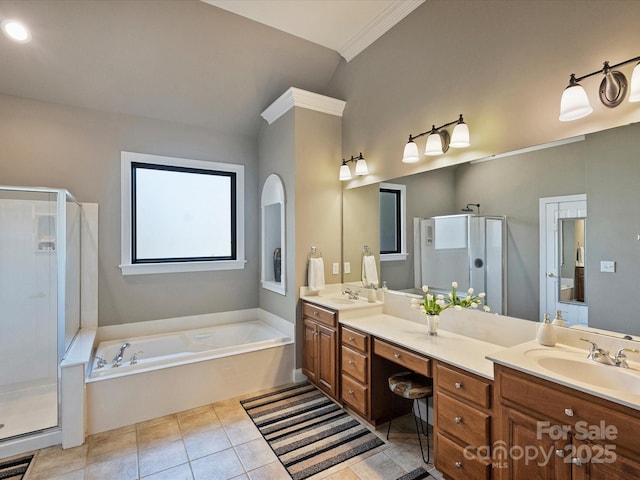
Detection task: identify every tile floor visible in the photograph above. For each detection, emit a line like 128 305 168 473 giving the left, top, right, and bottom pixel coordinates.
15 385 443 480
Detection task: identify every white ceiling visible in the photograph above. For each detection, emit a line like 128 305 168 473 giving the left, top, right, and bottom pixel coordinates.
202 0 424 61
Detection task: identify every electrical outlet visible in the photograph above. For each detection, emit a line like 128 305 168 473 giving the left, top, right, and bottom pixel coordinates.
344 262 351 274
600 260 616 273
332 262 340 275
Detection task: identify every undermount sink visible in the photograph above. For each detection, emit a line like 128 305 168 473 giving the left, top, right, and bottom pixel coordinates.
323 296 356 305
524 348 640 394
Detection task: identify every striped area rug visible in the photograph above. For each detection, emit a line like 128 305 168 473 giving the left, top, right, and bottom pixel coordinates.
241 382 385 480
0 455 33 480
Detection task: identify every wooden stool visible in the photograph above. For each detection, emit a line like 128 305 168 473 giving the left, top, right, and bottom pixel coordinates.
386 372 433 463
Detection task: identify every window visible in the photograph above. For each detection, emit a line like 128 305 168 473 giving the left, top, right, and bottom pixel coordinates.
120 151 245 275
379 183 407 261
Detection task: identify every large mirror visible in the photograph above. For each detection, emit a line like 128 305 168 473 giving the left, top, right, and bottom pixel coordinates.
342 122 640 337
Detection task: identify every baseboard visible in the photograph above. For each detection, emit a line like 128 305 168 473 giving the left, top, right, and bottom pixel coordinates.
293 368 307 383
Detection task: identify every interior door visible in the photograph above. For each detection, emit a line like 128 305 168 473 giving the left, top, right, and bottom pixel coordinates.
539 195 587 326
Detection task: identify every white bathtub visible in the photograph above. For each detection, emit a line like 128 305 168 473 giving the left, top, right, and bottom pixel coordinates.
86 309 294 434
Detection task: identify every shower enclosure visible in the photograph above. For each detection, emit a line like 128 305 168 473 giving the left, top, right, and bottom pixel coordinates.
0 187 81 446
414 214 507 314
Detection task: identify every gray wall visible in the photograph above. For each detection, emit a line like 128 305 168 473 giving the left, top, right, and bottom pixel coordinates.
0 94 259 326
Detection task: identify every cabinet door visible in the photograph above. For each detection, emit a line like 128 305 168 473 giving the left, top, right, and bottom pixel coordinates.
503 406 571 479
317 323 336 396
570 440 640 480
302 318 318 383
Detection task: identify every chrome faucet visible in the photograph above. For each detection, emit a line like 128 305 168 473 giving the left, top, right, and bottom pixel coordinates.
93 354 107 369
129 351 143 365
614 348 639 368
342 288 359 300
112 342 131 367
580 338 615 365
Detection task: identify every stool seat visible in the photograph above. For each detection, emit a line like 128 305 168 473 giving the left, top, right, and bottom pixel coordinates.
388 372 433 400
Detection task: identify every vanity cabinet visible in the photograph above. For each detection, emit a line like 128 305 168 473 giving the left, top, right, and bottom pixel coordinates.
495 364 640 480
340 326 370 417
302 301 337 399
434 361 493 480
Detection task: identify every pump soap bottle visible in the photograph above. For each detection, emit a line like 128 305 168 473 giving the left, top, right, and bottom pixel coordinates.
552 310 566 327
537 313 557 347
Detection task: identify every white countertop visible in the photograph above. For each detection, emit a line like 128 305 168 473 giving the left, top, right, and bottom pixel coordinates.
340 314 504 380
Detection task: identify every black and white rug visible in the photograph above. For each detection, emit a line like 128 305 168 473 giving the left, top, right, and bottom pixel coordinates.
0 455 33 480
241 382 432 480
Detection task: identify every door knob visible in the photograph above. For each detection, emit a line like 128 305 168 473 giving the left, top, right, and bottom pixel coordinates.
548 272 556 278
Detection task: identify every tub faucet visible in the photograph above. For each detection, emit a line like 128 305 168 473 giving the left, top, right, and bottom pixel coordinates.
112 342 131 366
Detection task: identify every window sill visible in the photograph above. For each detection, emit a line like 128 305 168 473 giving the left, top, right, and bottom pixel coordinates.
120 259 246 276
261 280 285 295
380 253 409 262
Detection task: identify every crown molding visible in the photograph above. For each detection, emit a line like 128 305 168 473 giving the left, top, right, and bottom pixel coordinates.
339 0 425 62
261 87 346 125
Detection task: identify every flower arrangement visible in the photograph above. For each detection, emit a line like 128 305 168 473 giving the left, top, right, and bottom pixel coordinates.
411 281 490 316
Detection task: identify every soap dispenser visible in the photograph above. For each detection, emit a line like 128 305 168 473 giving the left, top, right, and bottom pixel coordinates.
552 310 566 327
537 313 557 347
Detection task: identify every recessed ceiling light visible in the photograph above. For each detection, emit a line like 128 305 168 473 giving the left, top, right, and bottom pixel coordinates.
1 19 31 43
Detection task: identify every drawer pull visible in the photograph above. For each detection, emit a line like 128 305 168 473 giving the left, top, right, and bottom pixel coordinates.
313 311 319 316
555 449 565 458
349 336 355 342
455 461 463 469
348 390 354 395
572 458 583 467
394 353 401 359
348 360 355 365
454 416 463 424
564 408 575 417
454 382 463 389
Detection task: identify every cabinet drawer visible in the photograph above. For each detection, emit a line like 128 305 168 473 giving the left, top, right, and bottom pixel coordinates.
437 362 491 409
499 367 640 454
373 339 431 376
341 374 368 416
341 327 368 353
436 432 491 480
341 346 368 384
437 391 490 448
302 302 336 328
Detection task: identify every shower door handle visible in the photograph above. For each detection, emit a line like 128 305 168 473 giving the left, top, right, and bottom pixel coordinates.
547 272 556 278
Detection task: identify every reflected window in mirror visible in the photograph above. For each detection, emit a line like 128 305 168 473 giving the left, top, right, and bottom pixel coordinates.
379 183 407 261
559 218 586 304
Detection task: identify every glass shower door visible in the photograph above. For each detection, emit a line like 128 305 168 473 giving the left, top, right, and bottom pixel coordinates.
0 189 59 440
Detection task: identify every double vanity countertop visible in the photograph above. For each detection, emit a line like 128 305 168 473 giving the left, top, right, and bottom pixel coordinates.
301 289 640 412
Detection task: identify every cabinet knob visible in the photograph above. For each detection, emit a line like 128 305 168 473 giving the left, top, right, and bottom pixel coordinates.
455 461 463 469
555 449 565 458
454 416 463 424
348 390 354 395
564 408 575 417
572 458 584 467
394 353 401 359
349 336 355 342
313 311 319 316
348 360 355 365
454 382 463 389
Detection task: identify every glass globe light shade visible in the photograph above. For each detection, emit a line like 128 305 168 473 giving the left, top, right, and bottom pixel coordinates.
339 163 352 181
450 122 470 148
402 141 420 163
425 132 444 156
559 83 593 121
355 158 368 176
1 20 31 43
629 62 640 102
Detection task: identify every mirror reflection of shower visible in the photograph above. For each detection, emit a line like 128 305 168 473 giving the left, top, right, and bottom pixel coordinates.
461 203 480 215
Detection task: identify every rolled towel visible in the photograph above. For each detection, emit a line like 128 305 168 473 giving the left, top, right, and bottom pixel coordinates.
362 255 379 288
308 257 325 291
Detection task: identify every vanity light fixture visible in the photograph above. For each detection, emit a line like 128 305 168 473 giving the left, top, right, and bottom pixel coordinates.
339 152 368 181
1 19 31 43
402 114 470 163
559 56 640 121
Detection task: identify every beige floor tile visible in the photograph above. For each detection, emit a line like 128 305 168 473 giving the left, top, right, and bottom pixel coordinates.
141 462 193 480
177 404 214 419
137 418 181 450
184 426 232 461
223 419 261 446
178 409 221 435
138 439 189 478
213 402 249 425
234 438 277 471
320 467 361 480
27 468 86 480
136 414 178 430
88 424 136 443
87 430 137 464
382 443 429 472
84 452 138 480
230 475 249 480
29 444 88 478
246 461 290 480
349 451 407 480
190 448 245 480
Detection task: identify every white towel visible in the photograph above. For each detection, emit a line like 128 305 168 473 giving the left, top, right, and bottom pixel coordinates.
362 255 379 288
308 257 325 291
576 246 584 267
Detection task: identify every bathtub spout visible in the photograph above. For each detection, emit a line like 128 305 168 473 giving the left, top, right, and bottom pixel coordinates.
112 342 131 366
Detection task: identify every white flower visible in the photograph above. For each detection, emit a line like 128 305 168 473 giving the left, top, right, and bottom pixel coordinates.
483 305 491 312
451 281 458 289
471 303 479 308
422 285 429 293
465 295 471 301
437 294 445 300
454 305 463 311
436 299 446 308
478 292 486 298
420 305 426 313
467 288 474 295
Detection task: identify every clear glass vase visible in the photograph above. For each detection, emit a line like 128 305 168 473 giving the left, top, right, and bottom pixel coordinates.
426 314 439 336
